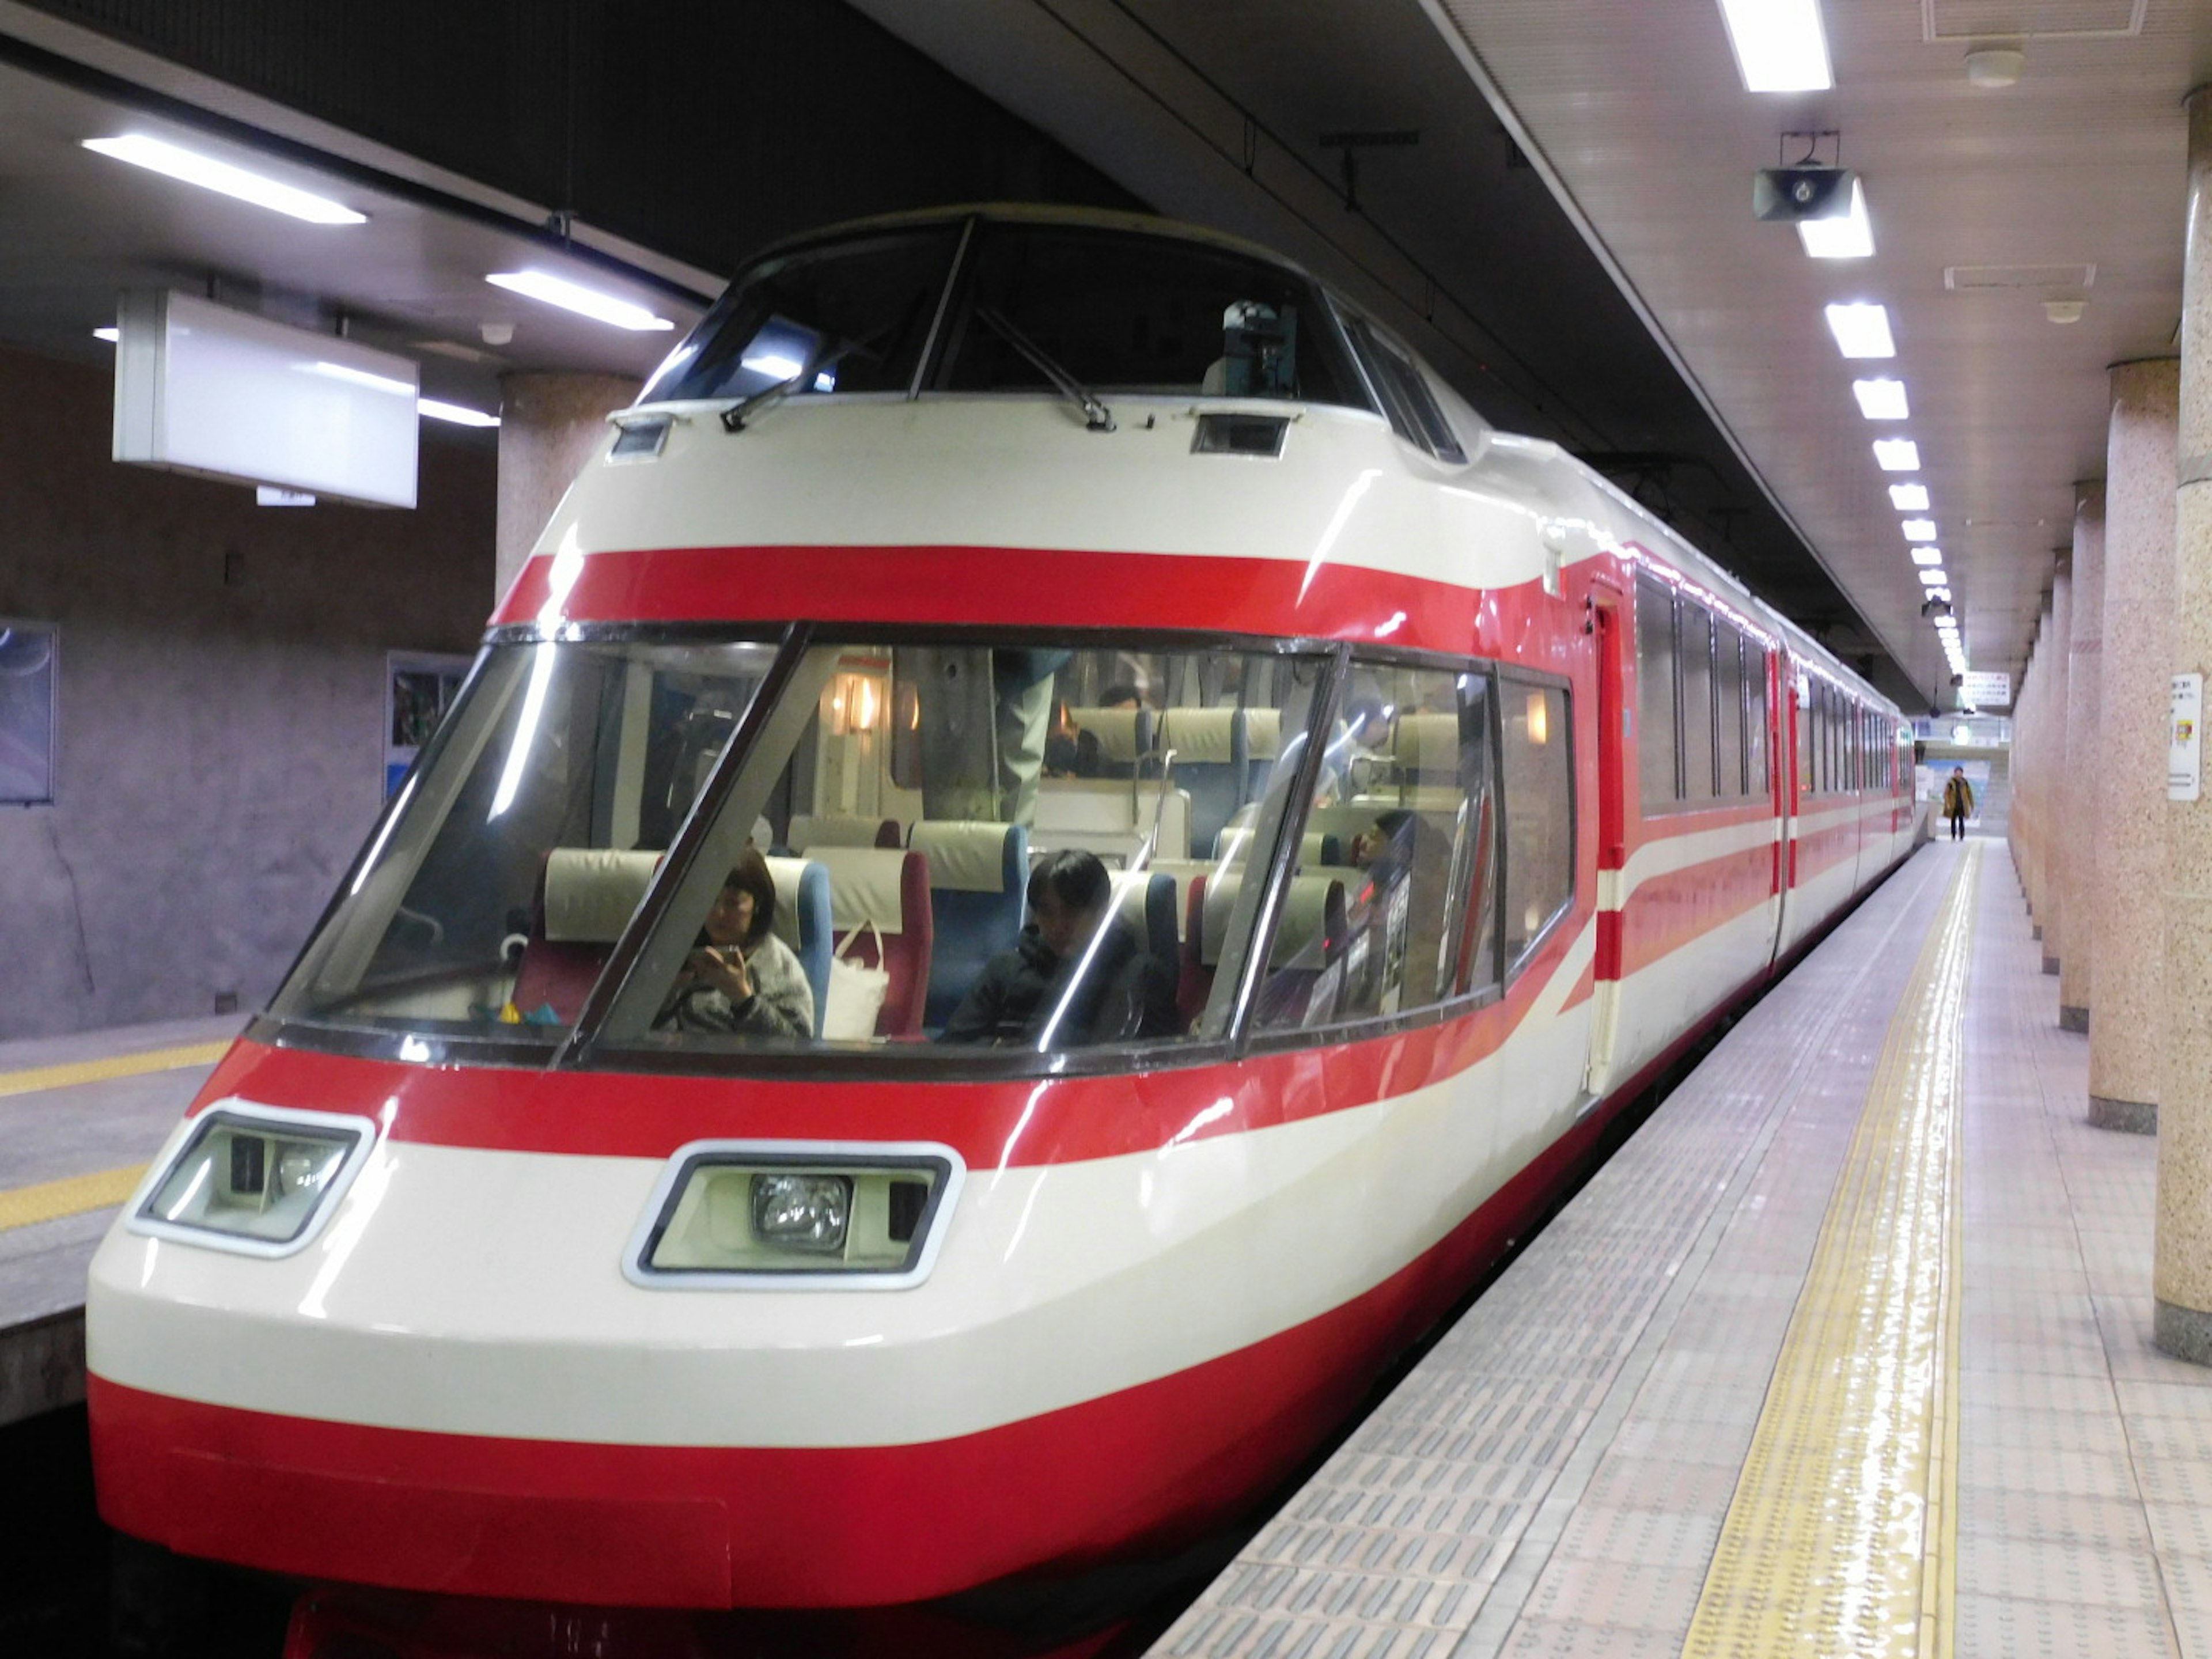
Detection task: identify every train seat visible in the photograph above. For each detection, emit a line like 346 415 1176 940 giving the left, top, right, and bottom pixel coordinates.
1211 825 1344 870
512 848 662 1023
1107 869 1179 978
1140 859 1214 1026
1199 872 1349 1028
1063 706 1154 780
908 820 1029 1029
762 855 833 1037
1032 780 1192 865
790 813 903 851
805 847 933 1038
1243 707 1282 802
1157 707 1244 859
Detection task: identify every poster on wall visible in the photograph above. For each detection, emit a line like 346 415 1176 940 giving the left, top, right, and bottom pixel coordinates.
385 652 474 795
0 622 56 805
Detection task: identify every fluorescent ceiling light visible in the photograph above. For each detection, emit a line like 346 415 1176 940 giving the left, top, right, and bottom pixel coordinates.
485 271 673 332
1902 518 1938 541
1874 438 1921 471
83 134 366 225
1918 569 1948 586
1715 0 1834 91
418 397 500 427
302 360 414 398
1826 304 1896 358
740 351 807 380
1927 586 1952 601
1911 545 1944 565
1889 484 1930 510
1853 378 1909 419
1798 177 1874 258
92 327 118 343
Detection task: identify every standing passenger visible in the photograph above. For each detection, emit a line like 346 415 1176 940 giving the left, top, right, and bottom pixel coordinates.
1941 767 1975 841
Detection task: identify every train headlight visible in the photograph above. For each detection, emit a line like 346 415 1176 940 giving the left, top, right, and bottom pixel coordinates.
627 1141 965 1289
128 1103 378 1257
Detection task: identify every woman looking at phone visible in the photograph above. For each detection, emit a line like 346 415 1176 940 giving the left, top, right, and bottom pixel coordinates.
655 847 816 1038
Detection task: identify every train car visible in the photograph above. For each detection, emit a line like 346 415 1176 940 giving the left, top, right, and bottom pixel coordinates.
84 205 1915 1655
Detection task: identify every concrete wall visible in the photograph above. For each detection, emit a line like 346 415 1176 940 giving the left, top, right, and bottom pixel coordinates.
0 343 494 1039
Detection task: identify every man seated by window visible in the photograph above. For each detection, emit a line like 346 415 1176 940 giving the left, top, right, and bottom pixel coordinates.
941 850 1175 1047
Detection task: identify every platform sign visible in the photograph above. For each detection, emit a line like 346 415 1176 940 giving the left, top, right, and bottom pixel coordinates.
2172 673 2203 802
1959 671 2011 708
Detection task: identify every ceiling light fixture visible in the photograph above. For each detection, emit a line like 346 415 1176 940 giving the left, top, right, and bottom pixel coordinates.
1874 438 1922 471
484 271 673 332
2043 300 2086 324
1890 484 1930 511
1911 546 1944 566
1965 46 2025 88
301 361 415 398
1715 0 1834 92
1918 569 1948 586
83 134 366 225
93 327 118 343
1902 518 1938 541
1927 586 1953 602
1853 378 1910 419
1798 177 1874 258
1826 304 1896 358
418 398 501 427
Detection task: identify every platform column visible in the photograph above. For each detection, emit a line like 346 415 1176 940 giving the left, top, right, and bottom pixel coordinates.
2090 359 2179 1134
2059 484 2106 1028
494 372 641 605
2155 85 2212 1362
2010 635 2037 896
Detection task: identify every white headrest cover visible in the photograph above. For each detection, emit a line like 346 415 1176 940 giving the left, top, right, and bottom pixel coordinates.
1393 713 1461 779
1066 707 1146 763
1107 870 1158 934
791 813 892 850
762 855 817 950
1244 707 1282 760
1157 707 1237 763
1213 826 1334 867
807 846 911 934
908 821 1013 893
542 849 661 944
1201 873 1344 968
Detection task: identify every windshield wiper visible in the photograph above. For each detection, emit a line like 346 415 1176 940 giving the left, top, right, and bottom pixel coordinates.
974 306 1115 433
718 335 876 433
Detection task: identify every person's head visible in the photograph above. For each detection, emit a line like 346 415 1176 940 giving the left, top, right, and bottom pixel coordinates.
1026 849 1112 959
1953 767 1966 777
1350 809 1416 869
1345 698 1390 745
704 847 777 950
1098 682 1143 711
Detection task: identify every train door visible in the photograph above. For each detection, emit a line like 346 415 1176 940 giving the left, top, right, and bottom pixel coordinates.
1582 579 1629 1099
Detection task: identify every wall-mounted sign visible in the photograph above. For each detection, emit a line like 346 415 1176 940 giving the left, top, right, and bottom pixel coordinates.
2172 672 2203 802
0 621 56 804
385 652 472 795
1959 671 2012 707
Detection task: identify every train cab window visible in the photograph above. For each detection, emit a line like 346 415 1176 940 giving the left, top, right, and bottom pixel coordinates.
638 227 964 404
1249 662 1498 1035
1679 602 1717 802
1342 316 1469 463
1502 681 1575 967
1636 575 1678 810
935 224 1368 408
271 639 780 1039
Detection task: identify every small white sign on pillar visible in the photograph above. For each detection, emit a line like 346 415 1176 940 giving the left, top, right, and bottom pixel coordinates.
2172 673 2204 802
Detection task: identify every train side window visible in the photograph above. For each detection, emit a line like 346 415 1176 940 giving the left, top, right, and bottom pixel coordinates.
1501 681 1574 968
1636 575 1678 810
1745 645 1770 796
1679 601 1717 802
1795 673 1812 800
1250 661 1495 1032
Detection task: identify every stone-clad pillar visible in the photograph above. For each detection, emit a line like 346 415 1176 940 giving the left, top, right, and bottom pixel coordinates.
2039 565 2071 973
2091 359 2179 1133
2156 86 2212 1363
2059 485 2107 1028
494 372 640 605
2012 638 2039 900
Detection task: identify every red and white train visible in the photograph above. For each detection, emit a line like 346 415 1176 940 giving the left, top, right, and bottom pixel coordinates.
86 206 1915 1656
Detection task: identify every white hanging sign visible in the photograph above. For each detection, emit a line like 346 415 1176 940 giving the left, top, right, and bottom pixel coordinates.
2172 673 2203 802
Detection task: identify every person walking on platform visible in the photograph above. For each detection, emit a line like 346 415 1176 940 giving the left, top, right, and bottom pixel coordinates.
1941 766 1975 840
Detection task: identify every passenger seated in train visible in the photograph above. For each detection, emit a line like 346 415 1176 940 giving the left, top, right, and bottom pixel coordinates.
940 849 1175 1047
1044 683 1143 779
653 849 816 1039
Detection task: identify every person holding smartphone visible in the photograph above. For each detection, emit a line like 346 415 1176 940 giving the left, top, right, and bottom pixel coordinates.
656 847 816 1039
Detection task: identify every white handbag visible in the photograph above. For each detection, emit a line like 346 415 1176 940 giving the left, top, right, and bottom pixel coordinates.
820 922 890 1040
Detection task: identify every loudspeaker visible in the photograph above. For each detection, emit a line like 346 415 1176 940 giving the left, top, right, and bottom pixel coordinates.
1753 166 1855 221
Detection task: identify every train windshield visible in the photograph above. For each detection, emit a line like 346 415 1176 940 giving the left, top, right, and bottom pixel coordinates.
268 630 1381 1069
638 218 1370 412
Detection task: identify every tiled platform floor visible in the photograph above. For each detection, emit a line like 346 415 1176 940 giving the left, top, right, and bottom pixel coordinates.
0 1014 236 1422
1153 840 2209 1658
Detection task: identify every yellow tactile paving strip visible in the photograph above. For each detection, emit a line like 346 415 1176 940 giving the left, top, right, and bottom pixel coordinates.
0 1164 148 1234
1682 843 1977 1659
0 1039 229 1100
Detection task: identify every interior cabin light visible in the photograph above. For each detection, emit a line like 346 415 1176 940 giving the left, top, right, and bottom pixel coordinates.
84 134 368 225
1525 690 1550 745
1853 378 1910 419
1874 438 1921 471
1902 518 1937 541
418 398 501 427
1889 484 1929 510
484 271 674 332
1911 546 1944 565
1827 304 1896 359
1716 0 1834 91
1797 177 1874 258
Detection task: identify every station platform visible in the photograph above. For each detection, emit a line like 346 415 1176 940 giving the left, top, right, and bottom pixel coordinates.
1153 839 2209 1659
0 1014 237 1426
